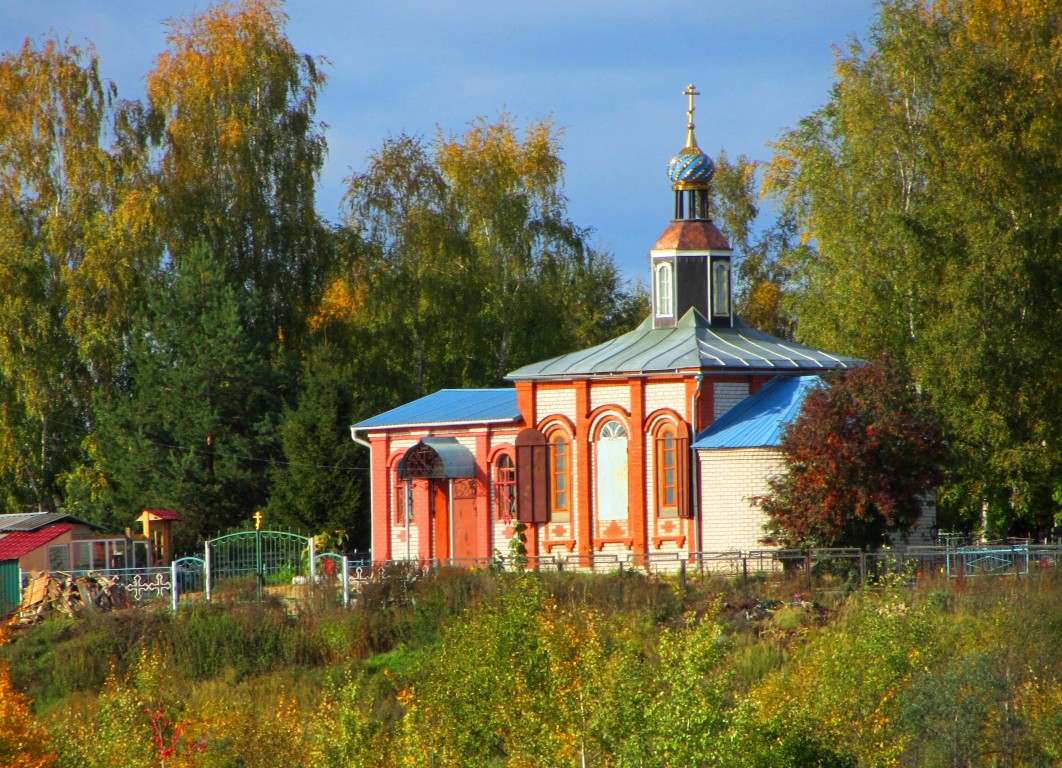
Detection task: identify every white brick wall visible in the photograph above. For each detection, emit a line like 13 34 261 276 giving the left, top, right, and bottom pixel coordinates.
645 382 686 415
391 522 419 560
536 388 577 424
699 448 783 551
890 494 938 546
390 437 419 452
713 382 749 421
591 385 630 412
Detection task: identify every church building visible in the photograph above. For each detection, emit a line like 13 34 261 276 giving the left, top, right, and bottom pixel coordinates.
352 86 860 567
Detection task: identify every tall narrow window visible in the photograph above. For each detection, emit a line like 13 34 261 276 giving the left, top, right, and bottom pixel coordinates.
712 260 730 317
655 425 690 518
393 472 410 525
495 454 517 521
656 428 678 517
656 262 673 317
596 420 629 522
550 433 570 521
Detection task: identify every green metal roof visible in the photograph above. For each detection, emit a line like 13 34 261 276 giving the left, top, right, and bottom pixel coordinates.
507 309 860 380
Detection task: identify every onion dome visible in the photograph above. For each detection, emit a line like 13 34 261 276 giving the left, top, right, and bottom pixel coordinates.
667 84 714 189
667 146 714 186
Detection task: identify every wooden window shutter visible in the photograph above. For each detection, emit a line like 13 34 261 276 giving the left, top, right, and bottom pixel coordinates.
515 428 549 523
676 436 692 518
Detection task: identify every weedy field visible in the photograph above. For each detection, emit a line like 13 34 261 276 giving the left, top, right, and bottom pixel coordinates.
2 567 1060 767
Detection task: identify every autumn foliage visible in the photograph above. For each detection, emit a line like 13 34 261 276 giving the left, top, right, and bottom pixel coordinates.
0 629 56 768
762 356 949 548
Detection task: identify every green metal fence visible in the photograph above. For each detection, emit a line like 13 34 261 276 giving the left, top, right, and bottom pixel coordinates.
207 530 314 599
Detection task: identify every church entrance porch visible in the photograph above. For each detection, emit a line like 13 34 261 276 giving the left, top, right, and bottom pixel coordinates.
397 437 480 563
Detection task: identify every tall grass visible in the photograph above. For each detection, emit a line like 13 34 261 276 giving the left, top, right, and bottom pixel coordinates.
2 568 1059 766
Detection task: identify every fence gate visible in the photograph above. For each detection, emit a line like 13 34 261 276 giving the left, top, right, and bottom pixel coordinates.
170 556 206 610
207 530 313 599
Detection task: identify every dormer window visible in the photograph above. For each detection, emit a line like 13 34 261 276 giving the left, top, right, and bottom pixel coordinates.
712 259 730 317
656 262 674 317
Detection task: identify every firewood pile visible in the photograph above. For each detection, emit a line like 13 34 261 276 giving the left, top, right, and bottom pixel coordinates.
10 572 131 626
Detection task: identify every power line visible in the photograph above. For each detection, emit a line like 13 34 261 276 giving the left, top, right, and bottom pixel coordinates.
42 415 371 474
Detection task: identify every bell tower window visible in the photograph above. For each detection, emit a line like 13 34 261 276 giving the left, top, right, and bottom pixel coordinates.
656 262 673 318
712 259 730 317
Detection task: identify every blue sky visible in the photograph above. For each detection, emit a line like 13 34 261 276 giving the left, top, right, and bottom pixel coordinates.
1 1 878 282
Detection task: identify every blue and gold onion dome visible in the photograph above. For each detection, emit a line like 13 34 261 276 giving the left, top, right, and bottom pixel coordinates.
667 145 714 186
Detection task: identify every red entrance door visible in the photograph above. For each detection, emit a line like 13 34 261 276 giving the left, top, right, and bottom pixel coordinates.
433 482 450 561
451 479 478 561
432 479 478 562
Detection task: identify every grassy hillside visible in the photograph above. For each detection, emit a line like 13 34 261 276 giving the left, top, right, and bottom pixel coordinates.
2 568 1060 767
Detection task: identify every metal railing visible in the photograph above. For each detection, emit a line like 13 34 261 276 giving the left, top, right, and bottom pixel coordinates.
38 543 1059 613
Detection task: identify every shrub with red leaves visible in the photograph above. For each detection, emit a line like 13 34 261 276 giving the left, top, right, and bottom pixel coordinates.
761 355 949 549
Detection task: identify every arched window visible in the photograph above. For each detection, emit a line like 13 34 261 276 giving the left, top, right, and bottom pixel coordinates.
549 432 570 521
656 262 673 317
494 454 516 521
596 419 629 522
654 424 690 518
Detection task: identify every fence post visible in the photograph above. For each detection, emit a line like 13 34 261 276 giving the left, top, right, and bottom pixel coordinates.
342 555 350 608
679 559 687 592
742 554 748 588
171 561 179 612
204 541 212 603
309 537 316 594
804 550 812 589
859 550 866 585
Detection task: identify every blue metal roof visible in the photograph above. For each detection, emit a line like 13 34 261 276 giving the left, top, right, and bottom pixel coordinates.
693 375 822 450
354 388 520 430
507 309 860 380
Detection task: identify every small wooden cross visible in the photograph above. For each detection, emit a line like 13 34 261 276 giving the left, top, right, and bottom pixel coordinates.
253 510 263 531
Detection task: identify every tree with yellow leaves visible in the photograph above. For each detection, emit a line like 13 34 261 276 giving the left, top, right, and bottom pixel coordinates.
765 0 1062 537
148 0 330 356
0 37 158 514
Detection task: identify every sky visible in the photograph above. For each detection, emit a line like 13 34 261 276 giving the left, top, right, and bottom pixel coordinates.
0 1 879 282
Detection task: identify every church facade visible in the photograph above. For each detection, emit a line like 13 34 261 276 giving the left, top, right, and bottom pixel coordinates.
352 87 860 566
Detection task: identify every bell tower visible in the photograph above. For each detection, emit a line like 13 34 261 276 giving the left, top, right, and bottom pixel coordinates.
650 84 734 330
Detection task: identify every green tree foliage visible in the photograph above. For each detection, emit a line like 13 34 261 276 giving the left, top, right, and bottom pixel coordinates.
0 39 157 513
436 116 642 379
765 0 1062 536
268 343 363 541
147 0 330 355
762 356 948 548
341 134 480 400
90 247 280 548
710 152 802 339
337 118 648 405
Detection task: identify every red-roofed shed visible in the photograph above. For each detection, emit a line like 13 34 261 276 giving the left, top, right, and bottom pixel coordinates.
0 525 73 562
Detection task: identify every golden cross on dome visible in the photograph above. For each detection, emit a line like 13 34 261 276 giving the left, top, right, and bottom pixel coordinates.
253 510 263 531
683 83 701 149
